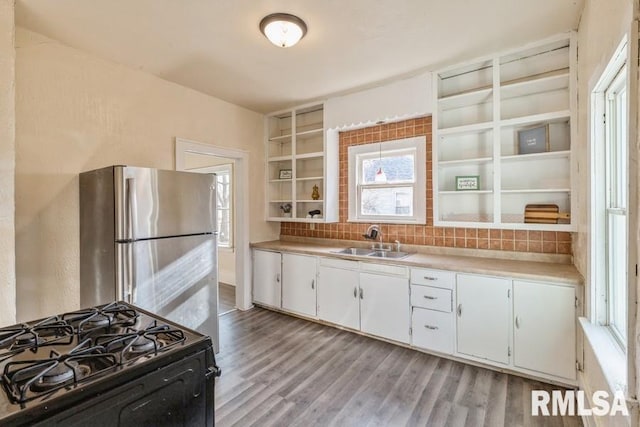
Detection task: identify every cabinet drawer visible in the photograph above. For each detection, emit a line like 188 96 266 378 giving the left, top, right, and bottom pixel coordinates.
411 285 452 312
410 268 455 289
412 308 454 354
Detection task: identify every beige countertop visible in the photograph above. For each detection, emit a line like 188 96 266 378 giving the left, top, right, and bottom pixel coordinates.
251 239 583 285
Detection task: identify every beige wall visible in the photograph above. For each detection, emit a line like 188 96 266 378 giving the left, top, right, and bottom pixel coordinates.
0 0 16 327
15 28 276 321
574 1 635 425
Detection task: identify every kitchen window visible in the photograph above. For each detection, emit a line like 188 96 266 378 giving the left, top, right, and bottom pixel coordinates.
590 39 630 352
348 136 426 224
213 164 233 249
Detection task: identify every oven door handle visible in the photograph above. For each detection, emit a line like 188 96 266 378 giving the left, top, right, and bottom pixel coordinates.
206 365 222 379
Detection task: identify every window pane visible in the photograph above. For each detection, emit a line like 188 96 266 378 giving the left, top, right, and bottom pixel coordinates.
361 187 413 216
362 154 414 184
607 212 627 345
215 170 232 247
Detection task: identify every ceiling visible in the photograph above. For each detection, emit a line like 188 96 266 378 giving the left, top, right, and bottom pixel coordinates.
15 0 585 113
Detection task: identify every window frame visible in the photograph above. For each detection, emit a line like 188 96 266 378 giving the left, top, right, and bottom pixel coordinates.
347 136 426 224
207 164 234 250
590 37 631 353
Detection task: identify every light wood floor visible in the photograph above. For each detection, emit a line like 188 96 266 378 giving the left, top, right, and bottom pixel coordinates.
215 308 582 427
219 282 236 315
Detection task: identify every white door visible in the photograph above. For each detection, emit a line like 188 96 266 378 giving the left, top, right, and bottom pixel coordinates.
513 280 576 380
360 272 410 344
282 253 317 317
457 274 511 364
252 250 281 308
317 266 359 330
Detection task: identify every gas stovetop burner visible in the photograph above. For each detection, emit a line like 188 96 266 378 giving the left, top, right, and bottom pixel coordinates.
62 302 139 337
95 320 186 361
0 317 74 359
1 340 118 403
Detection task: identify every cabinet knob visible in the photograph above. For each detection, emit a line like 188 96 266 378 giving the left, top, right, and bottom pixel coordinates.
359 288 363 299
353 287 357 298
424 325 439 330
423 295 437 300
515 316 520 329
276 273 280 283
311 279 315 289
457 304 462 317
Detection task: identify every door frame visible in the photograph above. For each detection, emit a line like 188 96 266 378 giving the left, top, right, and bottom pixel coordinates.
175 138 253 311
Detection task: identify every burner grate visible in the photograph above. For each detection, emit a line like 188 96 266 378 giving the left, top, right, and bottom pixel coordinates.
62 302 139 337
95 320 186 362
1 339 118 404
0 317 74 360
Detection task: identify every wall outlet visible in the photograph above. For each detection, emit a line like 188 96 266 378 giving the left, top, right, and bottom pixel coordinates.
309 223 315 230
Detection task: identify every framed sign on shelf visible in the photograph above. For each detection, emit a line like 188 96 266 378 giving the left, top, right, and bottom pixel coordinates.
455 175 480 191
517 124 549 155
278 169 292 179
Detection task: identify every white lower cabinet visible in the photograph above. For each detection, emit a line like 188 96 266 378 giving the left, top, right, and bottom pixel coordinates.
317 258 410 344
254 249 578 384
410 267 455 354
360 272 410 344
317 261 360 330
282 253 318 317
456 274 511 365
513 280 576 380
412 308 454 354
252 250 282 308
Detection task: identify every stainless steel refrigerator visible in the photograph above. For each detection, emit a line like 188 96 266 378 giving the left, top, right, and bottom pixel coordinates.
79 166 219 351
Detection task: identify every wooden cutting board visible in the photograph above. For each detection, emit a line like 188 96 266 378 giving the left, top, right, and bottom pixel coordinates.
524 204 571 224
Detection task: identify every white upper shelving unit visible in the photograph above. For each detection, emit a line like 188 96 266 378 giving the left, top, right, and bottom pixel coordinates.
265 102 338 223
433 33 577 231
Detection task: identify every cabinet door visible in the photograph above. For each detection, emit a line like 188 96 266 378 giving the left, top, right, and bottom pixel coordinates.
457 274 511 364
252 250 281 308
513 280 576 380
360 272 410 344
282 253 317 317
317 266 359 330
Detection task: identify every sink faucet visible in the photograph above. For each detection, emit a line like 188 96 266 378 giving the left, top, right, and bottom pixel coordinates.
394 240 401 252
363 225 384 249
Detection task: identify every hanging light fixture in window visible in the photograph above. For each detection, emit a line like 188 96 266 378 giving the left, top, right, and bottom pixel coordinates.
259 13 308 48
375 142 387 183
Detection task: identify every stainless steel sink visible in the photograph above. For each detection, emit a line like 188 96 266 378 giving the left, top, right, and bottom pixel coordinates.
334 247 375 256
333 247 412 259
368 250 411 259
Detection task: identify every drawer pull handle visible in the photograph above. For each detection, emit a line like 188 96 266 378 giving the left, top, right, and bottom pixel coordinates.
424 325 439 330
457 304 462 317
424 276 438 281
311 279 315 289
423 295 437 300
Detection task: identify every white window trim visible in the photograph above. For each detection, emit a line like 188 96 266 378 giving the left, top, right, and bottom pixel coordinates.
585 35 637 401
347 136 426 224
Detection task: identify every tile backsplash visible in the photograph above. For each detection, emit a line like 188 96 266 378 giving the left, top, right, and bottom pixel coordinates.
280 116 571 255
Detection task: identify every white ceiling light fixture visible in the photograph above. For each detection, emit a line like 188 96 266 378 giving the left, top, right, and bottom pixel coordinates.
259 13 307 48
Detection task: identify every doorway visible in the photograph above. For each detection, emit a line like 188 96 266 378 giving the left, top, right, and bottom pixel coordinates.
175 138 253 315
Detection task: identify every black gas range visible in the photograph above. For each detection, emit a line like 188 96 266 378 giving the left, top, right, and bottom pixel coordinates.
0 301 220 426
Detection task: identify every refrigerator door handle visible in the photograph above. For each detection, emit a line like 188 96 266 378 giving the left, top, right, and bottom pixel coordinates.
127 242 135 304
125 177 137 241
